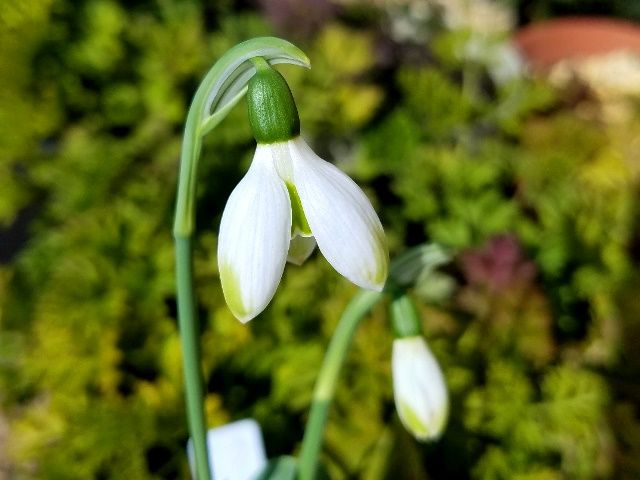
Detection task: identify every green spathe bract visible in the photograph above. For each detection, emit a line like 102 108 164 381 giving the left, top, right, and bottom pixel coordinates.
174 37 310 237
247 58 301 144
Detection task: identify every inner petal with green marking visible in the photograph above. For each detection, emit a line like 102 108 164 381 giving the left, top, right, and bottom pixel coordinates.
285 182 312 237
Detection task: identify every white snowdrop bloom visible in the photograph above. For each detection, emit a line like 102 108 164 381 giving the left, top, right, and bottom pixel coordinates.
392 336 448 441
217 59 388 322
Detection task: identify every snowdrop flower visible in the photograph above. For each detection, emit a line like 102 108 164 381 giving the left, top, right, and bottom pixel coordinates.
218 58 388 322
392 336 449 441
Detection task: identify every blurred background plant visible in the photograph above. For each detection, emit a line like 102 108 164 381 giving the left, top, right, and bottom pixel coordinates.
1 0 640 478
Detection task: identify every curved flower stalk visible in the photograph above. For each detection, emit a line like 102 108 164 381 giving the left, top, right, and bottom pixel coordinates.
173 38 311 480
174 38 311 238
298 253 452 480
218 58 389 322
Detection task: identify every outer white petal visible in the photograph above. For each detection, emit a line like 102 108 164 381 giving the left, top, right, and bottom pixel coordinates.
286 137 388 291
392 337 448 441
217 145 291 323
287 235 317 265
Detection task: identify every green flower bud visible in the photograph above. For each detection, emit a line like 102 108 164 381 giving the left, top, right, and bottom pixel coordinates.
247 58 300 144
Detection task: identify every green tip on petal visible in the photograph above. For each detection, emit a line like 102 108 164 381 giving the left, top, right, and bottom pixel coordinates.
219 263 251 322
371 234 389 289
398 401 431 440
398 400 447 442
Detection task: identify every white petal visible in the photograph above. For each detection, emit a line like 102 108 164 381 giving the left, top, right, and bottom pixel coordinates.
217 145 291 323
286 137 388 291
287 235 317 265
392 337 448 441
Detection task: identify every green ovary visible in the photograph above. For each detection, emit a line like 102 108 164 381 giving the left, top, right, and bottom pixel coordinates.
286 182 312 236
219 263 248 318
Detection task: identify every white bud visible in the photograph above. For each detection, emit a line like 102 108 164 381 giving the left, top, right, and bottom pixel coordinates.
392 336 448 441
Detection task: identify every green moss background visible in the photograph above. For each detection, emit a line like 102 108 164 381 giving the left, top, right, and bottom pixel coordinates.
1 1 640 478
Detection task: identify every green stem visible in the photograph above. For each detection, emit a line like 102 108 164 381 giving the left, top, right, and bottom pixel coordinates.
175 236 211 480
172 37 309 480
298 290 384 480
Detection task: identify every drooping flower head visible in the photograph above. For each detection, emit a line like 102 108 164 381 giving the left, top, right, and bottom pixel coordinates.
392 336 448 441
218 58 388 322
390 294 448 441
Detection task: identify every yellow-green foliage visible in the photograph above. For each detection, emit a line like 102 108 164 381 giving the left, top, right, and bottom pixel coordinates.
1 1 640 479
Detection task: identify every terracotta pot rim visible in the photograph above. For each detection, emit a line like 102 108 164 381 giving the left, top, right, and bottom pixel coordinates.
513 15 640 70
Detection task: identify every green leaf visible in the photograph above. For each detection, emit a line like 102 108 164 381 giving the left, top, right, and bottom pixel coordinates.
255 456 298 480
